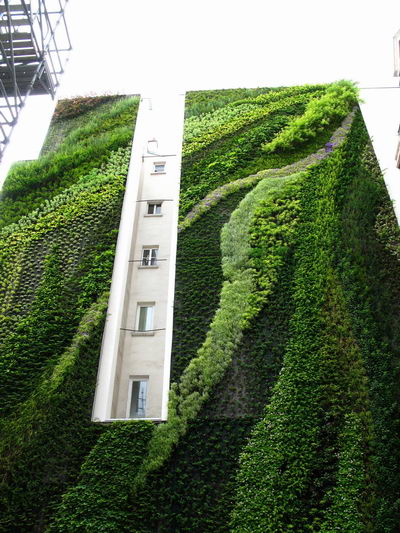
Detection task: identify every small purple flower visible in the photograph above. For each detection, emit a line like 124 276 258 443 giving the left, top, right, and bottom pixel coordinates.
325 142 333 153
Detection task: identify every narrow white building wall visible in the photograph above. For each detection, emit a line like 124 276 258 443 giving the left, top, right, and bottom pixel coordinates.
92 92 186 422
394 29 400 77
360 85 400 223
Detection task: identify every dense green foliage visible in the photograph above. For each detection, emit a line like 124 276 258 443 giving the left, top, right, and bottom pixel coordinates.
231 119 374 531
0 293 109 532
262 80 358 153
2 84 400 533
0 147 131 416
0 97 138 531
128 91 400 532
48 422 154 533
179 85 340 217
0 96 138 227
337 138 400 531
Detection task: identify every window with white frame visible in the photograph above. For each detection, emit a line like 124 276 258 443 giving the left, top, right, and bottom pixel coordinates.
136 304 154 332
153 161 166 173
147 202 162 215
128 377 148 418
141 247 158 266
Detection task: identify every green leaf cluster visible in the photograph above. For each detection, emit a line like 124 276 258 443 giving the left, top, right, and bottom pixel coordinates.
262 80 359 153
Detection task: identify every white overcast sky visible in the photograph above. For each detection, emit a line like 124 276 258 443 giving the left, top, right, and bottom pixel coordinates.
1 0 400 184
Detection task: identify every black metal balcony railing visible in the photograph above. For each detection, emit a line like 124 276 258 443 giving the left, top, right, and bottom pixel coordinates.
0 0 71 161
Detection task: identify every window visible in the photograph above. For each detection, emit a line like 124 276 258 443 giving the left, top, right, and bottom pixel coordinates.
141 247 158 266
147 202 162 215
153 161 166 173
128 378 148 418
136 304 154 332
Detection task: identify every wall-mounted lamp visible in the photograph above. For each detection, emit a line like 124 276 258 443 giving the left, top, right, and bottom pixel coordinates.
147 138 159 155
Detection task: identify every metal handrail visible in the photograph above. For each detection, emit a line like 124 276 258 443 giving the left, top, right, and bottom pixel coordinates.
0 0 71 160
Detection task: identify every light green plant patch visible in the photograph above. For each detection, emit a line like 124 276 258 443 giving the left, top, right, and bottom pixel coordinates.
262 80 358 153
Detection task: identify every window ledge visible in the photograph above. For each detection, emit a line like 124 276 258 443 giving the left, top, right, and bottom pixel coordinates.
138 265 159 269
94 418 166 423
131 330 155 337
144 214 163 217
150 172 166 175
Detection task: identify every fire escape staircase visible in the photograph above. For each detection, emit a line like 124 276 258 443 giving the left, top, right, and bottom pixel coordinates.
0 0 71 160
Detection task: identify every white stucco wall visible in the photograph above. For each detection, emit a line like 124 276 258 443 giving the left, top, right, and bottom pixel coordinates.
394 29 400 77
360 84 400 223
92 92 185 422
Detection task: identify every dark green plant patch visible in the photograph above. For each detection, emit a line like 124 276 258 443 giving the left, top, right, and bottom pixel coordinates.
129 419 255 533
0 298 108 533
48 422 154 533
171 186 254 382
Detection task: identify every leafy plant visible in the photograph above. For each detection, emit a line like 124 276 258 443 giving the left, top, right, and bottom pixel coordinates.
262 80 358 153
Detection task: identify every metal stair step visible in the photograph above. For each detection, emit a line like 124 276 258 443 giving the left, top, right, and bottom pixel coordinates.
0 31 32 42
0 47 37 56
0 55 38 62
0 5 31 14
0 18 30 27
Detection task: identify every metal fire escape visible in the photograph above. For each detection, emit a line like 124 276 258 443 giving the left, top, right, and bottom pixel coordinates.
0 0 71 160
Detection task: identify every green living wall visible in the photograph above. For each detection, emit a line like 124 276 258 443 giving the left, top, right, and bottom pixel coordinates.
0 95 139 531
2 82 400 533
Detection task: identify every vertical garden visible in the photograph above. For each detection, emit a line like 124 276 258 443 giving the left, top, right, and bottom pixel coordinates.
1 82 400 532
